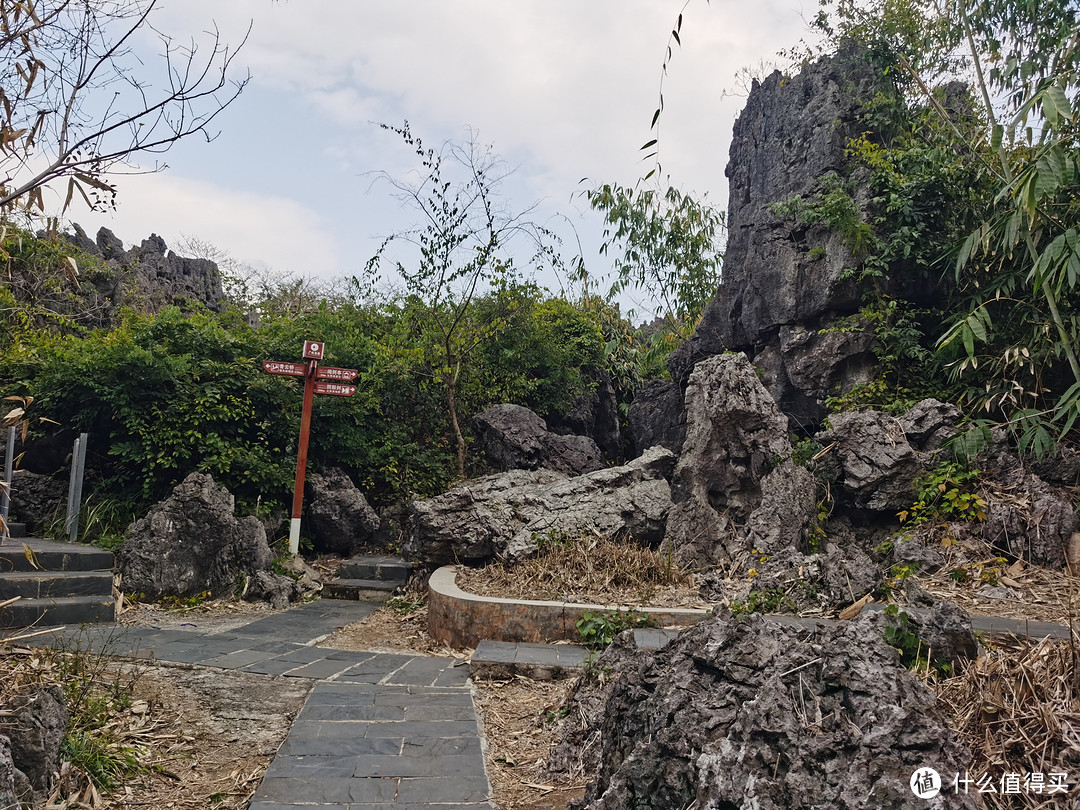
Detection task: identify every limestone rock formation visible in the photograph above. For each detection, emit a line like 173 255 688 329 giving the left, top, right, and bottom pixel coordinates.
663 353 816 566
473 403 605 476
549 373 622 458
403 446 676 565
0 735 19 810
669 44 889 426
627 380 686 456
554 612 974 810
119 472 273 601
900 398 961 452
7 470 66 533
818 409 925 512
304 467 381 555
2 685 69 793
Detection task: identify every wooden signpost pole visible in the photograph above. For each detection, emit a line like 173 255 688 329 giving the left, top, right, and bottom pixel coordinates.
262 340 358 556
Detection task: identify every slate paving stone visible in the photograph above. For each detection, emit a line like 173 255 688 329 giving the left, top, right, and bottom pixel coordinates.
283 658 358 680
264 755 360 779
240 658 309 677
433 665 472 687
356 720 479 738
198 649 275 669
298 704 406 722
386 656 459 687
253 775 399 803
373 690 475 708
402 704 476 722
336 655 416 683
399 736 484 757
277 735 404 757
352 754 484 778
396 777 490 803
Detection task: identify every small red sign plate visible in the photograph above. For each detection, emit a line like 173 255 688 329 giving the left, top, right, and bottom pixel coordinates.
316 366 358 382
303 340 325 360
262 361 307 377
314 381 356 397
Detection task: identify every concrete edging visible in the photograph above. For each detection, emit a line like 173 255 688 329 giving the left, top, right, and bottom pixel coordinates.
427 565 709 648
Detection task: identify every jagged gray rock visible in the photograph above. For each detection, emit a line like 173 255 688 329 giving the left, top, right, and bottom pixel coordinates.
982 468 1079 567
555 611 974 810
550 374 622 458
119 472 272 601
628 380 686 456
818 409 925 512
900 398 961 452
669 44 890 427
6 470 66 533
0 735 18 810
472 404 605 476
403 446 675 565
663 353 816 566
305 467 380 555
2 685 68 793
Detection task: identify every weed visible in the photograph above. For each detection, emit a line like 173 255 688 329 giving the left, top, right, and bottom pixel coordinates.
730 588 792 617
576 610 656 651
898 462 986 526
386 595 425 615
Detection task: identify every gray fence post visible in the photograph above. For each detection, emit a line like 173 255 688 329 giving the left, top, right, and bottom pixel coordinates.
65 433 88 542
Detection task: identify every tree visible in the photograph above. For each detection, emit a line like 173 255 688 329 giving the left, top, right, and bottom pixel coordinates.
0 0 248 217
358 123 563 478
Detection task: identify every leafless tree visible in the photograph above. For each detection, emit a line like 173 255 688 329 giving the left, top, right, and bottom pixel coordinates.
0 0 249 216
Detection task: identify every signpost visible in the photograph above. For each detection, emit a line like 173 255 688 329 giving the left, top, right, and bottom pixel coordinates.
262 340 358 555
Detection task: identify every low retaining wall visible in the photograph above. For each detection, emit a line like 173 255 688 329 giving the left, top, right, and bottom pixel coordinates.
427 565 710 648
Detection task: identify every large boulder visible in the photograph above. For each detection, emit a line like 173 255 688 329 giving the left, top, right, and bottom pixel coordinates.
2 685 68 793
628 380 686 456
669 44 892 427
554 612 974 810
982 468 1080 568
663 353 816 567
549 373 622 458
119 472 272 600
818 409 925 513
304 467 380 555
403 446 676 565
473 404 605 476
0 735 19 810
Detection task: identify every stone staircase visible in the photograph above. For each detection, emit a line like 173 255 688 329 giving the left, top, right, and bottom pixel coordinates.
0 538 116 629
322 554 411 601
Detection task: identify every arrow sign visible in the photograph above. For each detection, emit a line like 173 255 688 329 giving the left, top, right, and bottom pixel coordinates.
316 366 359 382
314 381 356 397
262 360 307 377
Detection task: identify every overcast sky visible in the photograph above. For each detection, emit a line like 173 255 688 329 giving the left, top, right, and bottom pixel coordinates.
74 0 815 306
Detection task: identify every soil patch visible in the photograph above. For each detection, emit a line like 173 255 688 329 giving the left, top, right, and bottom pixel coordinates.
318 601 459 657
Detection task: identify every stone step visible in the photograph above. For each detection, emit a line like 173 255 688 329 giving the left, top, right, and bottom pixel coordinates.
0 595 116 629
322 577 400 602
3 522 26 539
0 539 114 573
0 570 113 600
337 555 411 582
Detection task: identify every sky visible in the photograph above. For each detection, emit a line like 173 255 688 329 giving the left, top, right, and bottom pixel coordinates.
71 0 817 309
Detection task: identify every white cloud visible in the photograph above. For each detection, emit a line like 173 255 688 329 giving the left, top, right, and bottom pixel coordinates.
77 172 343 277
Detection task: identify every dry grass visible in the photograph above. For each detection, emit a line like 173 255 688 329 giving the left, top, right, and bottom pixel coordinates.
473 677 586 810
456 531 702 608
937 632 1080 808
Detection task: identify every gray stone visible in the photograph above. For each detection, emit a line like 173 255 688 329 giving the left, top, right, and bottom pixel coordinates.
669 44 892 429
628 380 685 456
663 353 816 566
982 468 1079 568
403 445 675 566
473 403 605 476
3 685 69 792
551 373 622 458
0 735 16 810
6 470 66 533
818 409 925 512
900 398 961 452
119 472 272 601
304 467 380 555
918 599 978 664
555 611 974 810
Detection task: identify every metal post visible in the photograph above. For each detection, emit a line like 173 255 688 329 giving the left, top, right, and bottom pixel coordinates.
1 425 14 545
289 360 317 555
69 432 88 543
65 436 80 539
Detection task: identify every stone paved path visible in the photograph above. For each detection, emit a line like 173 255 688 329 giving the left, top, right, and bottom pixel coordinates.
39 600 494 810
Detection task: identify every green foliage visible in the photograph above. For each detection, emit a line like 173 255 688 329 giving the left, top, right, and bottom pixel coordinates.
576 609 656 651
729 588 792 617
897 462 986 526
586 183 724 337
882 603 953 677
386 595 425 616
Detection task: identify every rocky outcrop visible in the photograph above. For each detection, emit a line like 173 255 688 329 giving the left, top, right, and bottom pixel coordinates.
7 470 66 533
304 468 380 555
473 404 604 476
663 353 816 567
119 472 273 601
2 685 68 793
0 734 19 810
669 44 890 427
549 373 622 458
403 446 675 565
900 398 961 452
554 611 974 810
628 380 685 456
818 409 926 512
982 468 1079 568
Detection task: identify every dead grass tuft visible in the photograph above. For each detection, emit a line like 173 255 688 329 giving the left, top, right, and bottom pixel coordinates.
936 632 1080 806
456 531 701 607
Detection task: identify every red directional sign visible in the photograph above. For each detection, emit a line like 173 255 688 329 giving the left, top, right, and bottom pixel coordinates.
314 381 356 397
316 366 358 382
262 360 307 377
